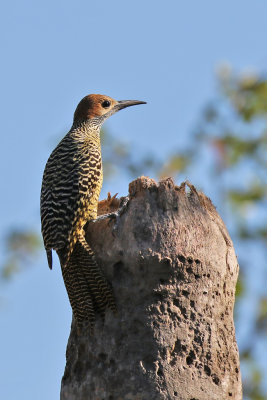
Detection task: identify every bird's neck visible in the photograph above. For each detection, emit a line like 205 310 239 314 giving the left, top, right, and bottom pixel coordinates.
69 120 102 143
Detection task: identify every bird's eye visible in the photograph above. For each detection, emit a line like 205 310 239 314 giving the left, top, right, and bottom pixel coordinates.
102 100 111 108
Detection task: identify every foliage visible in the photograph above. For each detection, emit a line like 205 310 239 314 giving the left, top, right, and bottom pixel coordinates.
1 229 41 280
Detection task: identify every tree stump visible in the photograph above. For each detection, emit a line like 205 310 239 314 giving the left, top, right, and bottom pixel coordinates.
60 177 242 400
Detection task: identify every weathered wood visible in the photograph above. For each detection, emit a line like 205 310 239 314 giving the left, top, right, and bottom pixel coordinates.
61 177 242 400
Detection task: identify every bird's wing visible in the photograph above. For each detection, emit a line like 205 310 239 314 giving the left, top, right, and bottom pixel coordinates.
41 136 82 253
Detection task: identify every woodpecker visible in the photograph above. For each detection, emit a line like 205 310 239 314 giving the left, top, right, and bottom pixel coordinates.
40 94 146 330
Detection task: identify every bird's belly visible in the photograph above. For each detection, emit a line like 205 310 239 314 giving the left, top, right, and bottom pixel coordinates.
76 169 103 228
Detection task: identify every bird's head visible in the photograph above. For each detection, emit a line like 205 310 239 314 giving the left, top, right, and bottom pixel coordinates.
73 94 146 125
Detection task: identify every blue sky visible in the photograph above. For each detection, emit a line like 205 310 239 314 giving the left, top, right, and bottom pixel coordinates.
1 1 267 399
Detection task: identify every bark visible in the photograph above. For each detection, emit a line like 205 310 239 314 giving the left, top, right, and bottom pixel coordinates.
60 177 242 400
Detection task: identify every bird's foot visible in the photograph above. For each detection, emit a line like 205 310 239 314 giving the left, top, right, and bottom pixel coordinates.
110 196 129 233
93 196 129 222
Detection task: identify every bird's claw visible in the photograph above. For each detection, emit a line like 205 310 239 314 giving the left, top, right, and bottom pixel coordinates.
93 196 130 235
112 196 130 234
107 212 117 220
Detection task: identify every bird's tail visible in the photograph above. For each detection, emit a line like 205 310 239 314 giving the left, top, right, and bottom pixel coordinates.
58 240 116 331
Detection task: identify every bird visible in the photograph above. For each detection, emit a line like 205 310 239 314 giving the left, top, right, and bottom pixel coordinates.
40 94 146 331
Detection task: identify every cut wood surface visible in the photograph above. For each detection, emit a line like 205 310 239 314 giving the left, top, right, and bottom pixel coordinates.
61 176 242 400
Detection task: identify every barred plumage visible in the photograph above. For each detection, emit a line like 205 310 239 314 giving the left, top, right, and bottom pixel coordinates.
40 94 146 330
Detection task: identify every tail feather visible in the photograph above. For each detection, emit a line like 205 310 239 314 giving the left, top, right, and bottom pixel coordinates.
78 234 116 313
58 239 116 330
61 257 95 330
46 249 53 269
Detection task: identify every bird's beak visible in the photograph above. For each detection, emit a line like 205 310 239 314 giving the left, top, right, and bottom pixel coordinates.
116 99 147 110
